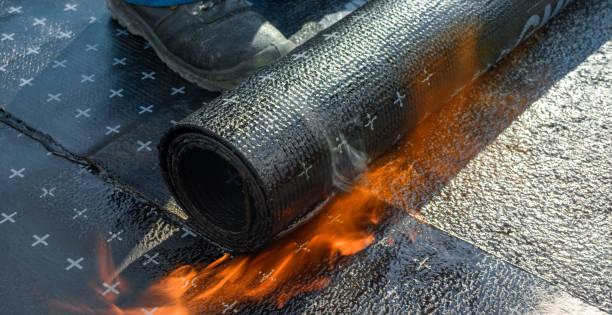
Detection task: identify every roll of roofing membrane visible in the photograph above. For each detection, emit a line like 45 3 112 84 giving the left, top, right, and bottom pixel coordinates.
160 0 572 252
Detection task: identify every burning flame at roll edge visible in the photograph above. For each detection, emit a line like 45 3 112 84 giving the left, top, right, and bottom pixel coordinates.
67 172 398 315
147 187 388 314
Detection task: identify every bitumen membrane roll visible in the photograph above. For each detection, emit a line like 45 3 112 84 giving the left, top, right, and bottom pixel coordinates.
160 0 572 252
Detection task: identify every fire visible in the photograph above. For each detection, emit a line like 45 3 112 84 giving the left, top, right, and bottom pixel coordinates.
56 183 390 314
121 188 387 314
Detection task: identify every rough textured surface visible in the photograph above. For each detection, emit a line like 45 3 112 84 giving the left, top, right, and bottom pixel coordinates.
419 2 612 309
284 215 602 315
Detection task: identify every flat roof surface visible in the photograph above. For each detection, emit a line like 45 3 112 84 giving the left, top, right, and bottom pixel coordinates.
0 0 610 313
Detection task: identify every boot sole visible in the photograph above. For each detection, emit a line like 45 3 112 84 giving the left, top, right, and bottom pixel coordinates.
106 0 292 91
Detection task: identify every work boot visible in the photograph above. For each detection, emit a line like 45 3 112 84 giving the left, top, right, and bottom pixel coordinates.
106 0 295 91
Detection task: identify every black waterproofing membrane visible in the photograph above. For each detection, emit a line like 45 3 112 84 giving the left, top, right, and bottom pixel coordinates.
161 0 573 251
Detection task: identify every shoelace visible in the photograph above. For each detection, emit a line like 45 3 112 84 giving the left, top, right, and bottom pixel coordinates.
189 0 250 16
188 0 217 15
196 0 216 11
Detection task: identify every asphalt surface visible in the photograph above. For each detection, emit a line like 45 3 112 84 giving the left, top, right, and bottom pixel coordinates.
0 0 610 314
420 4 612 308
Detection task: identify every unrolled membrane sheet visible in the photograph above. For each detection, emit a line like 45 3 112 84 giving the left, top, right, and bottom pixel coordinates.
160 0 573 252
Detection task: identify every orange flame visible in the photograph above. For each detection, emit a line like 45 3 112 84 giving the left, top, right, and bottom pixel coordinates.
56 185 390 314
125 188 387 314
